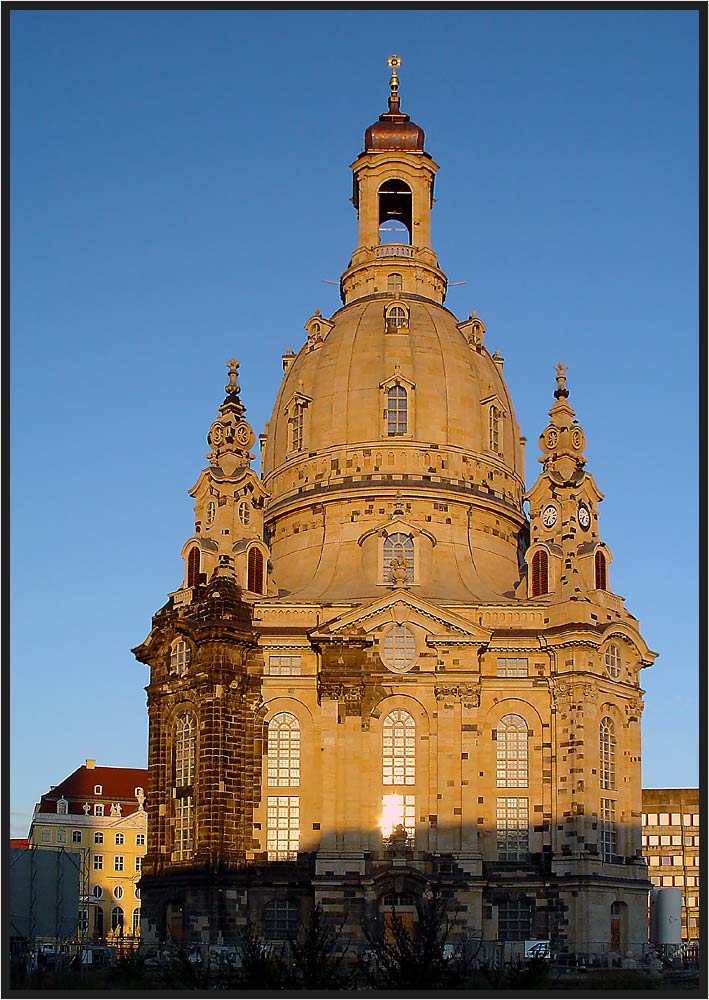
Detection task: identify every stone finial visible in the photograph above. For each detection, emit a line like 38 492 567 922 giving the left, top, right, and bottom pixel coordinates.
83 802 91 815
225 357 240 397
554 361 569 399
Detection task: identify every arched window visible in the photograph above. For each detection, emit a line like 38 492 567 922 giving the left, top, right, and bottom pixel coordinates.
248 547 265 594
206 500 216 527
175 715 196 786
388 273 403 292
531 550 548 596
264 899 300 940
187 546 200 588
387 386 408 435
600 717 616 790
132 908 141 936
111 906 124 934
174 714 196 860
94 906 104 939
381 710 416 844
57 799 68 815
496 715 529 788
383 532 414 584
595 550 607 590
386 304 408 330
382 710 415 786
267 713 301 787
378 179 412 244
170 639 190 676
489 405 501 452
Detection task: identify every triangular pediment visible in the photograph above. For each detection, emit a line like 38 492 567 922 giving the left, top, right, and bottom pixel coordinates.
310 591 492 643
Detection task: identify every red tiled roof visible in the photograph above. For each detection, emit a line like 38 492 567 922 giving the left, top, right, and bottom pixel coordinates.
37 764 149 815
10 838 29 850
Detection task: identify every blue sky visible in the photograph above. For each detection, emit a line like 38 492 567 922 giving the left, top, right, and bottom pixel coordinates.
10 9 699 837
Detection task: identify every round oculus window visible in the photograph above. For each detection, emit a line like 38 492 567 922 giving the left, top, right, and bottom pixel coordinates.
114 885 124 900
381 625 416 673
91 885 103 899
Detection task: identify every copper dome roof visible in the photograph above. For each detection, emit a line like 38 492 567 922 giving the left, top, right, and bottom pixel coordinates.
364 93 426 153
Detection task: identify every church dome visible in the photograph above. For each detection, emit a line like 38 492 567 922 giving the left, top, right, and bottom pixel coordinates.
260 65 527 603
261 296 526 603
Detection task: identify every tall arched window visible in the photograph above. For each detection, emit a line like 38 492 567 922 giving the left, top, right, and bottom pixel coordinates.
132 908 141 936
383 532 414 584
267 713 301 786
248 547 264 594
489 405 501 452
111 906 124 934
187 547 200 587
496 715 529 788
174 714 196 860
175 715 196 787
595 550 607 590
381 710 416 844
600 716 616 790
531 550 548 597
387 386 408 435
94 906 104 940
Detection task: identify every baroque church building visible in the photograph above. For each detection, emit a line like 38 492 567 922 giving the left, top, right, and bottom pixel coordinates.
134 61 656 959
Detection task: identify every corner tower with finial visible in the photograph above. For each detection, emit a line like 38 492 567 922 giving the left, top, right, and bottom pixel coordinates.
341 56 447 305
180 359 271 597
523 364 611 600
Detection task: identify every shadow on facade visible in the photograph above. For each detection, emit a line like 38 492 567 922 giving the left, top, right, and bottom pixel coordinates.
138 815 650 964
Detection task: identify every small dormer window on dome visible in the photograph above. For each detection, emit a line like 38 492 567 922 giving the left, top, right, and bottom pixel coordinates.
385 301 409 333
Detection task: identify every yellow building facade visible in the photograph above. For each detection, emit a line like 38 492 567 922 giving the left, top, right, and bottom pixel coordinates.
642 789 700 944
135 62 657 962
29 759 148 947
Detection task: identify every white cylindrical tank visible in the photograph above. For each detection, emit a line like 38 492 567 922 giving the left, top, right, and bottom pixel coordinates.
650 887 682 945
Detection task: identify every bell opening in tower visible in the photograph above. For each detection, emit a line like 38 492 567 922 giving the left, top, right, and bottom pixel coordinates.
378 178 412 245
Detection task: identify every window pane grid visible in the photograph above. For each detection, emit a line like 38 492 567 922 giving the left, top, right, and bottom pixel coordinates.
175 715 196 786
383 710 415 785
268 655 302 676
496 657 528 677
381 625 416 672
496 797 529 860
291 406 304 451
383 533 414 584
267 796 300 860
267 713 301 786
498 900 532 941
171 640 190 675
601 798 617 862
600 717 616 790
175 795 194 859
387 386 407 435
381 793 415 842
496 715 528 788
